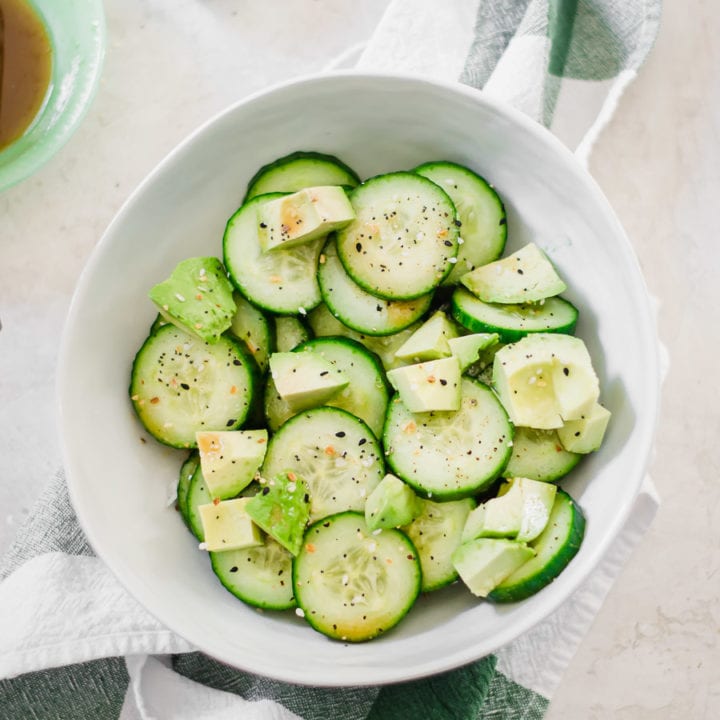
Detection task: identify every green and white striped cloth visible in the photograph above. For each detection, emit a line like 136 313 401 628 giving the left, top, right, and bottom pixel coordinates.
0 1 661 718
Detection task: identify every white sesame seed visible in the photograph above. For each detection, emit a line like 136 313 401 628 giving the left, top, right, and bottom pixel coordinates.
175 293 186 302
372 528 382 535
368 541 377 552
528 376 537 385
457 237 465 245
198 542 207 551
287 482 297 493
298 307 307 316
448 257 457 264
295 608 305 618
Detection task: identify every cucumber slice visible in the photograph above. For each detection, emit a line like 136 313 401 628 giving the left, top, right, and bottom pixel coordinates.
403 497 475 592
210 536 295 610
336 172 459 300
223 194 323 315
228 294 274 373
129 325 256 448
487 488 585 602
274 316 311 352
414 161 506 284
293 512 421 642
307 304 421 370
264 337 390 437
177 452 200 525
504 427 581 482
261 407 384 523
451 287 578 343
318 239 433 336
244 151 360 201
185 464 212 541
384 378 512 500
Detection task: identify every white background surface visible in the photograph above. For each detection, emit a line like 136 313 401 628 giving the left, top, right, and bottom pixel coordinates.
1 0 718 717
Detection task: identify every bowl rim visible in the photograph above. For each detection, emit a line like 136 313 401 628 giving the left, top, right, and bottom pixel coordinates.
58 70 661 686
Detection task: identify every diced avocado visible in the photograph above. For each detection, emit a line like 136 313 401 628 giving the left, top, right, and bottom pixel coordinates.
462 481 524 542
386 356 462 412
509 477 557 542
198 497 264 552
257 186 355 251
452 538 535 597
492 334 599 429
393 311 458 363
196 429 268 499
460 243 567 304
448 333 499 372
269 351 348 412
365 473 421 531
149 257 236 343
246 472 310 556
557 402 611 453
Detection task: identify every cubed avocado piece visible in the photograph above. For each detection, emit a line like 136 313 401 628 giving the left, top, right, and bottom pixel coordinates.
269 351 348 412
386 356 461 412
452 538 536 597
492 334 599 429
245 472 310 556
462 481 524 542
460 243 566 304
510 477 557 542
365 473 421 531
448 333 499 372
557 402 611 453
196 429 268 499
393 311 458 363
198 497 264 552
148 257 236 343
258 186 355 251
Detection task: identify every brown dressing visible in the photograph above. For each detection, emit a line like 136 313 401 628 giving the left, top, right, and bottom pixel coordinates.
0 0 52 151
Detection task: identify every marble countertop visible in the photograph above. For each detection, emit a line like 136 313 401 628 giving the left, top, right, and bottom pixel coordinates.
1 0 718 716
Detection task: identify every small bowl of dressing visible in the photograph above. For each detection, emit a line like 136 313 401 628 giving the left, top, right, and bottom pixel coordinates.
0 0 105 192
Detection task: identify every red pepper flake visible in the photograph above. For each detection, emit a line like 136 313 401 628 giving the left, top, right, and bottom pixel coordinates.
150 397 160 404
213 497 221 506
306 543 316 553
324 446 336 456
287 471 297 481
196 293 203 300
426 375 436 384
230 385 238 395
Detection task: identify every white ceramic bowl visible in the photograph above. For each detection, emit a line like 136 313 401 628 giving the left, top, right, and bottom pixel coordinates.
58 72 660 686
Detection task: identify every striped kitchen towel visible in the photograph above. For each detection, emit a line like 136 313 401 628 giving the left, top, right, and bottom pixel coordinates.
0 1 661 718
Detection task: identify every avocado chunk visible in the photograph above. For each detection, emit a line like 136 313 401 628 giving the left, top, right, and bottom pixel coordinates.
246 472 310 556
198 497 264 552
558 402 611 453
269 351 348 412
386 356 462 412
511 477 557 542
257 186 355 252
452 538 535 597
365 473 421 531
448 332 499 372
196 429 268 499
460 243 566 304
149 257 236 343
492 333 599 429
393 311 458 363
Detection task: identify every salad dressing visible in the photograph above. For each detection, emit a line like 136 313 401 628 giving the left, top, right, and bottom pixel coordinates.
0 0 52 151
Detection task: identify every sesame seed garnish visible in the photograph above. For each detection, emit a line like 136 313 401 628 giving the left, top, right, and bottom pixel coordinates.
175 293 186 302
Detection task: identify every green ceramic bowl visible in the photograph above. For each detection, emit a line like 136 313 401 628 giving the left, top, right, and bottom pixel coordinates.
0 0 106 192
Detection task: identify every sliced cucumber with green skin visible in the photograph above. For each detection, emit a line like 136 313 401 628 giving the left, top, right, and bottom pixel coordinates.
451 287 578 343
384 378 513 500
307 304 421 370
504 427 581 482
244 151 360 202
274 316 312 352
185 464 212 541
211 536 296 610
223 194 323 315
318 239 433 336
403 497 475 592
177 451 200 525
487 489 585 602
229 294 274 373
293 512 421 642
261 407 384 523
414 161 506 284
336 172 459 300
129 325 256 448
264 337 390 437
